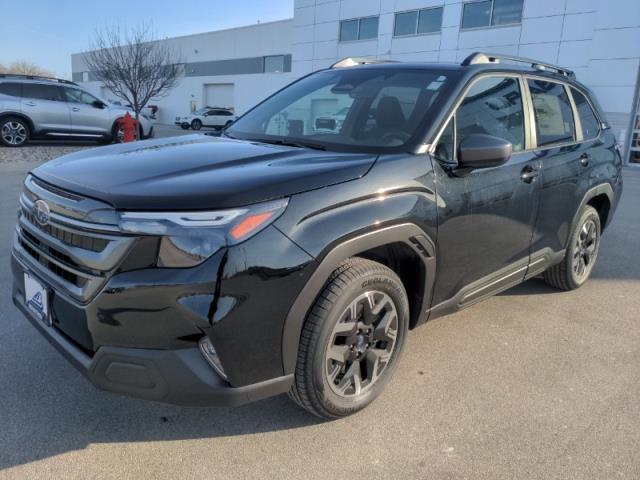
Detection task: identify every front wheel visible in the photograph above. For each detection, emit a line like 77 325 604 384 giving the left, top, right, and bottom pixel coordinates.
544 205 601 290
289 258 409 419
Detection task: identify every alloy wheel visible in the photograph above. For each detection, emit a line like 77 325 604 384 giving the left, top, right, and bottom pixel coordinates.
573 218 598 279
1 121 27 145
325 291 398 397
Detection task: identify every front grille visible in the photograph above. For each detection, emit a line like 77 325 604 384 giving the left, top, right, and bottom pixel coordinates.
19 236 86 287
22 209 108 252
15 176 137 303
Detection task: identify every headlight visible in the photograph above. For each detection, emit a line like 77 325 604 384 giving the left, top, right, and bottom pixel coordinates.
118 198 288 267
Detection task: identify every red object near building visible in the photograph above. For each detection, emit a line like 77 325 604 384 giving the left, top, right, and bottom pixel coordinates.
120 112 138 143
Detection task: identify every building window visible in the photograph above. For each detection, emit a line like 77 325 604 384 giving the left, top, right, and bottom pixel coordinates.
394 7 443 37
82 71 89 82
339 16 379 42
461 0 524 29
264 55 285 73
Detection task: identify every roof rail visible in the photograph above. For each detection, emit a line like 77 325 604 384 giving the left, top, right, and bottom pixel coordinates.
330 57 397 69
461 52 576 78
0 73 78 85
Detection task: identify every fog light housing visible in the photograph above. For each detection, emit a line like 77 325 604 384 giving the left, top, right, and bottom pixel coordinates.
199 336 228 381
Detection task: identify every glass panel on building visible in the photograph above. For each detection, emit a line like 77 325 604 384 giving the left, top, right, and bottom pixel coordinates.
418 7 443 34
358 16 379 40
395 11 418 36
462 1 492 29
264 55 285 73
491 0 524 25
340 19 359 41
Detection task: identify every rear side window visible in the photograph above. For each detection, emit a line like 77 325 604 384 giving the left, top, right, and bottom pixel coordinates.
457 76 525 152
0 82 22 97
528 80 575 147
22 84 63 102
571 88 600 141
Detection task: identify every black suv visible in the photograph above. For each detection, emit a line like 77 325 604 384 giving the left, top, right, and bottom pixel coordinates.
11 53 623 418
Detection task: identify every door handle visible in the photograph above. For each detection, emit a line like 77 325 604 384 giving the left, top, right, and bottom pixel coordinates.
24 101 36 107
71 107 80 112
520 165 539 184
580 153 590 166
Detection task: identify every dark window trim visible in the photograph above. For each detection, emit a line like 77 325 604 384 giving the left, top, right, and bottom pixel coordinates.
460 0 524 31
339 15 380 42
393 6 444 37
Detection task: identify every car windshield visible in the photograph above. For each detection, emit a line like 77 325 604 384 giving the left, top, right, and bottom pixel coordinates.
192 108 208 115
226 68 450 152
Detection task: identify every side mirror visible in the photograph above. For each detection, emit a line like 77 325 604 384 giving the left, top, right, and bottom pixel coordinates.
457 134 512 169
93 100 105 109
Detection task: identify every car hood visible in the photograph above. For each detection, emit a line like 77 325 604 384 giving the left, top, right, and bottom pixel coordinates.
32 134 377 210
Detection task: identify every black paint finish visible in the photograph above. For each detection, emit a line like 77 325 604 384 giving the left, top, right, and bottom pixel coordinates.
11 60 624 405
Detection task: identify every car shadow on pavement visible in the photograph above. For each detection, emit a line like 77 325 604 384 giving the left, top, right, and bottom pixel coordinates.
0 340 321 471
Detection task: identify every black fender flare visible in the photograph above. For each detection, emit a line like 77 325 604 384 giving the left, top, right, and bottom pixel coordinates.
568 183 614 243
281 223 436 375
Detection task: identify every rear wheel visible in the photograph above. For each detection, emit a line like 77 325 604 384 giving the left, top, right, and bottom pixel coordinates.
544 205 601 290
191 119 202 130
289 258 409 419
0 117 30 147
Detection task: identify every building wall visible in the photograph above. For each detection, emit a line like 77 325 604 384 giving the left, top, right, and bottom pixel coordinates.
71 1 640 161
292 0 640 152
71 20 295 123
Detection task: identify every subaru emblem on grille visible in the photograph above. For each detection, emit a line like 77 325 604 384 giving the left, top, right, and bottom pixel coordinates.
34 200 51 226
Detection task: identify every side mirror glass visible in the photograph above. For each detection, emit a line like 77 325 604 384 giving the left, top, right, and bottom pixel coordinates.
92 100 105 109
457 134 512 169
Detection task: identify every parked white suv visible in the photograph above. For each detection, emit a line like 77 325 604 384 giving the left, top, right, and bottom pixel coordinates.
0 74 153 147
175 107 237 131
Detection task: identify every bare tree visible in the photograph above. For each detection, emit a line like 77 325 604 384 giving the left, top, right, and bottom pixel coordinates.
84 25 183 119
0 61 55 77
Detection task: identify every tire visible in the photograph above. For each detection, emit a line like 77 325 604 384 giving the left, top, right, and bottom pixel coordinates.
111 121 124 143
544 205 601 290
181 123 190 130
191 119 202 130
289 257 409 419
0 116 30 147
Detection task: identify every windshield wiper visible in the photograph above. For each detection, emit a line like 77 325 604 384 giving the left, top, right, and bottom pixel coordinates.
253 138 327 151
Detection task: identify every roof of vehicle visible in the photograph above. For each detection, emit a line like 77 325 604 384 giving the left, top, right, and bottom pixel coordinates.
0 73 78 87
326 52 583 87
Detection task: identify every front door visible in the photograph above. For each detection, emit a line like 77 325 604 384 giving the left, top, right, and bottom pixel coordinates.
63 86 110 135
430 74 541 311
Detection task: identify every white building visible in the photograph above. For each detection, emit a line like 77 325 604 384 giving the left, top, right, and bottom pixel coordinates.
72 0 640 164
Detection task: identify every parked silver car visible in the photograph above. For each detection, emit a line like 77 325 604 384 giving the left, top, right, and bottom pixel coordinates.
0 74 153 147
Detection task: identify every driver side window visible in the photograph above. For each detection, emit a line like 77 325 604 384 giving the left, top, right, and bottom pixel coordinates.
456 76 525 152
64 87 99 106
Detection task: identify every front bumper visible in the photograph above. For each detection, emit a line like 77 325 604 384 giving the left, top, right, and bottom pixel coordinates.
12 256 293 406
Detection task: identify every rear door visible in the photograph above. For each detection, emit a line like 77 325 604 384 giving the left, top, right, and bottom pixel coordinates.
430 74 542 310
63 87 111 135
525 78 589 274
21 83 71 134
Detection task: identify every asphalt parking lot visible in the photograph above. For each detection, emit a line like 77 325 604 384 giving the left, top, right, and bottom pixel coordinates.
0 134 639 479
